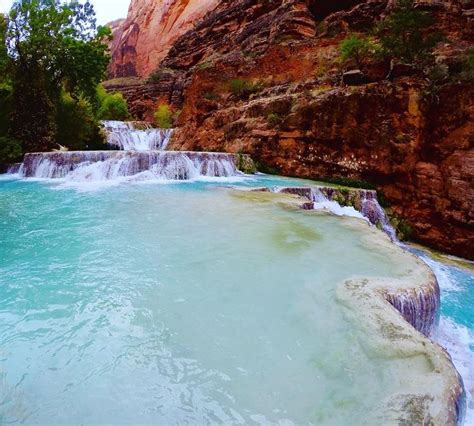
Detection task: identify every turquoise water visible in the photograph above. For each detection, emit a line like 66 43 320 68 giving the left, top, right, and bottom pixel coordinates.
0 176 416 424
0 175 472 424
414 252 474 424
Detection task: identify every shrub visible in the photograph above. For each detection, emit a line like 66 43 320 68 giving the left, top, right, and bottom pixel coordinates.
0 83 12 136
228 79 263 97
203 91 220 101
154 103 173 129
96 86 129 121
460 48 474 81
339 35 374 69
0 136 22 163
267 113 282 127
376 0 442 66
57 92 105 151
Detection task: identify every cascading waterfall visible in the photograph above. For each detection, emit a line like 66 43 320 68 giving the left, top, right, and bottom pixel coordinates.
310 188 369 222
102 121 173 151
17 151 239 182
8 120 247 183
359 192 398 242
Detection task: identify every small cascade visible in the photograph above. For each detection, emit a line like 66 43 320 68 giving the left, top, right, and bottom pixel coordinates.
359 192 398 242
310 188 369 221
102 121 173 151
384 285 441 337
18 151 240 181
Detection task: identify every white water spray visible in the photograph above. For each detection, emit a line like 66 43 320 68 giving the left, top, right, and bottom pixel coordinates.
102 121 173 151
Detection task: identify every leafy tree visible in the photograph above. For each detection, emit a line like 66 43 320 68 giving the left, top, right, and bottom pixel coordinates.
4 0 111 153
0 14 9 79
97 85 129 121
154 103 173 129
339 35 374 69
56 91 104 151
377 0 441 66
0 136 22 163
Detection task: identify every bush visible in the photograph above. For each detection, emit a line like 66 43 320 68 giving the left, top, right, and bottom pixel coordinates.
0 136 22 163
377 0 442 66
267 113 282 127
0 83 12 136
154 103 173 129
96 85 129 121
339 35 374 69
57 92 105 151
228 79 263 97
203 91 220 101
460 48 474 81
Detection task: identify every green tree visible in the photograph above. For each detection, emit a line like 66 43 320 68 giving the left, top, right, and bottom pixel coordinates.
154 103 173 129
56 91 104 151
5 0 111 153
339 35 374 69
377 0 441 66
0 14 9 79
97 85 129 121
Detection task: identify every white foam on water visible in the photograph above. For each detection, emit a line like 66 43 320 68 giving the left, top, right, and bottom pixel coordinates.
312 188 369 222
418 253 474 425
434 317 474 425
0 173 20 181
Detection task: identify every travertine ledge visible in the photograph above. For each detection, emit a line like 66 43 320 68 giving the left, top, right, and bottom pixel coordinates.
242 186 466 425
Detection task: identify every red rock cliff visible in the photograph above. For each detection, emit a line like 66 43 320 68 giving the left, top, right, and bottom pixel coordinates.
109 0 219 78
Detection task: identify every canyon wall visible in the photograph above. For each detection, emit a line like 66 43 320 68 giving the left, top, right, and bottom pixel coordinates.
107 0 474 259
109 0 219 78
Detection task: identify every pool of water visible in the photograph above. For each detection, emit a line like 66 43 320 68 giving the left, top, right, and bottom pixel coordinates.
0 176 422 424
0 175 472 424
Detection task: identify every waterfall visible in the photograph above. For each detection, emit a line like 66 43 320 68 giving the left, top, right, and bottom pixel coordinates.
310 188 369 222
359 192 398 242
18 151 240 182
7 120 251 184
102 121 173 151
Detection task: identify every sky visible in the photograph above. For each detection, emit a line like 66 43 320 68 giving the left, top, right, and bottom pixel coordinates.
0 0 131 24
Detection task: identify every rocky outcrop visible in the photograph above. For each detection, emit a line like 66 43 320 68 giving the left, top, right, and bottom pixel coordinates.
170 78 473 259
238 187 465 424
109 0 219 77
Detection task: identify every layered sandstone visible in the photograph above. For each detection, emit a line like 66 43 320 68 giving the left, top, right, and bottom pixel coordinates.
109 0 219 78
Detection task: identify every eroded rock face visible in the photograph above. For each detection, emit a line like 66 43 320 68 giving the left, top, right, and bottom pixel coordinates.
109 0 220 77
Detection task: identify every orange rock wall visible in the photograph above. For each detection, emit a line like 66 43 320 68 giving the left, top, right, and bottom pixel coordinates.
109 0 219 77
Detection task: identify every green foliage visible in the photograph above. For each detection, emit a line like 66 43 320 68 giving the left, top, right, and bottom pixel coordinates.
255 161 280 175
97 86 129 121
460 48 474 81
154 104 173 129
0 15 9 79
147 67 173 83
267 113 282 127
11 69 58 153
339 35 374 69
56 92 105 151
377 0 441 66
202 91 219 101
3 0 111 153
0 83 12 136
228 79 263 98
0 136 22 163
197 61 213 71
235 152 257 174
